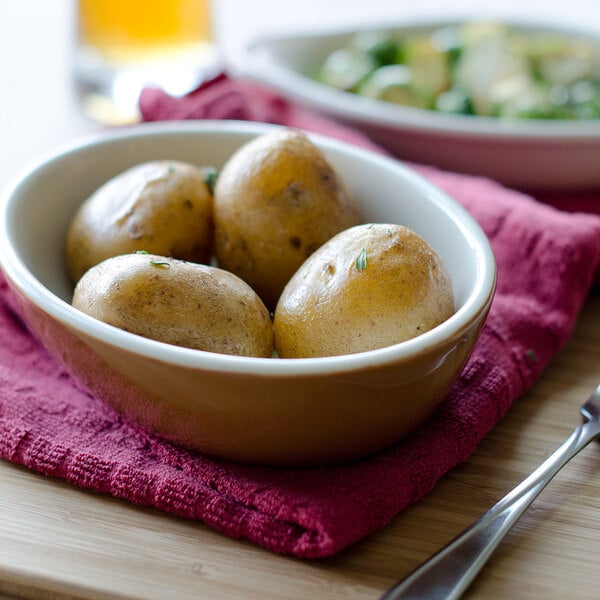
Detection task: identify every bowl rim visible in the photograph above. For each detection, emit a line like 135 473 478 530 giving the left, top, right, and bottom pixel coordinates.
0 120 496 377
238 17 600 140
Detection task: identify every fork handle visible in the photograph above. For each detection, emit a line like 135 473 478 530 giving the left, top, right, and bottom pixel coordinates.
381 418 600 600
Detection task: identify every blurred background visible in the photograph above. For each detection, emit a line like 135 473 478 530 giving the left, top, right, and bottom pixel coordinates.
2 0 600 193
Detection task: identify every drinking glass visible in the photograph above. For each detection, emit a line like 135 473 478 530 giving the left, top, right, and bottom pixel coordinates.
74 0 218 124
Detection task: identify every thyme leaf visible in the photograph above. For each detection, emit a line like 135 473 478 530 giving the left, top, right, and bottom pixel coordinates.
526 348 539 363
355 248 368 271
150 259 171 268
202 166 218 195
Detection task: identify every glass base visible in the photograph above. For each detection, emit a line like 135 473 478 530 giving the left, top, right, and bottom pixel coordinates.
73 43 219 124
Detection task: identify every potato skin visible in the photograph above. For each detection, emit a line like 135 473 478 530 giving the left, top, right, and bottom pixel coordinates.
213 128 361 310
72 254 274 357
66 160 214 283
274 224 455 358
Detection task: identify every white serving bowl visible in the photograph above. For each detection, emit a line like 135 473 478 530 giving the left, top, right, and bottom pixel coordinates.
233 19 600 191
0 121 496 466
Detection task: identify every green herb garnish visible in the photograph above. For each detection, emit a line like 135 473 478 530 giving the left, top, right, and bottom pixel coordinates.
202 166 219 195
150 259 171 268
526 348 539 363
355 248 368 271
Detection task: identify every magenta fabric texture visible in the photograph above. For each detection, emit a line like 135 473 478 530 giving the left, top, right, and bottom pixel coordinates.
1 75 600 558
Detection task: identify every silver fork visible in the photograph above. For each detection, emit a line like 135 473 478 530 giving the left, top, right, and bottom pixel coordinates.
381 384 600 600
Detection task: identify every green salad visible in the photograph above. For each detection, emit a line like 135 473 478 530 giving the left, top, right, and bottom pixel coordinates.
314 22 600 120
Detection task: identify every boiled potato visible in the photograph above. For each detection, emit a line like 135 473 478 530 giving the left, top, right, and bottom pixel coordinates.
66 160 214 283
213 129 361 310
72 253 274 357
274 223 454 358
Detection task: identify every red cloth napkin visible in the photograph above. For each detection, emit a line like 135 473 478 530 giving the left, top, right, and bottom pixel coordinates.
2 75 600 559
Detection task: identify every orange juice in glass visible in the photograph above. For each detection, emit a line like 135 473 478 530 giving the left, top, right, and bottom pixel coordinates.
74 0 218 124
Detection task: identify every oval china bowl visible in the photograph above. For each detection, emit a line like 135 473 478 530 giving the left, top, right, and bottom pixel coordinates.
0 121 496 466
235 19 600 191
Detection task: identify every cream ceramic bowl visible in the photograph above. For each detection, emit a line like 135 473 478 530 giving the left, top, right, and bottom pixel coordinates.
0 121 496 466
